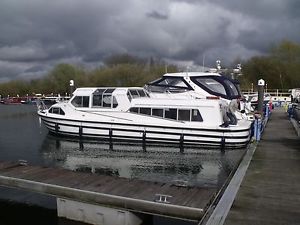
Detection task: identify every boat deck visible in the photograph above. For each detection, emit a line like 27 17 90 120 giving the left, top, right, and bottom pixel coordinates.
0 161 217 221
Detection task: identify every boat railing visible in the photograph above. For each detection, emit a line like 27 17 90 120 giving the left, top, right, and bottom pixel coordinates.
242 89 290 96
36 98 48 111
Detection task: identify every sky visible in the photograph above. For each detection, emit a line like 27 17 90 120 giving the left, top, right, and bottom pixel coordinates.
0 0 300 83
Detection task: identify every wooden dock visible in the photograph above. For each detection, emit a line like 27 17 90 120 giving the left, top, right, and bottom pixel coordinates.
0 161 217 221
222 107 300 225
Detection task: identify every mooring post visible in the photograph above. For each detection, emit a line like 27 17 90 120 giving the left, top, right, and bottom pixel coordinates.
179 133 184 153
109 128 113 150
221 136 225 151
257 79 265 115
265 104 269 120
142 130 146 151
79 126 83 139
55 123 59 133
254 117 262 141
69 80 74 97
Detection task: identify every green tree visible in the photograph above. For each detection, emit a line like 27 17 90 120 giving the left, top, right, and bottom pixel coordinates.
241 40 300 90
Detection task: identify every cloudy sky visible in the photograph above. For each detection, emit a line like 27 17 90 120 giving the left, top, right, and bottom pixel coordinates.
0 0 299 82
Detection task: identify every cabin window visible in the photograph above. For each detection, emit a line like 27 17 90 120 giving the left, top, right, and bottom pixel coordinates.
103 95 112 108
49 107 65 115
152 108 163 117
127 91 132 102
128 107 203 122
140 107 151 115
82 96 89 107
112 96 118 108
146 77 191 93
92 88 118 108
127 89 149 102
92 95 103 107
178 109 191 121
191 76 241 100
129 89 139 99
224 80 239 96
105 88 115 94
129 107 139 113
157 77 189 88
195 77 226 95
165 108 177 120
127 89 149 100
137 89 146 97
191 109 203 122
71 96 90 107
52 107 59 114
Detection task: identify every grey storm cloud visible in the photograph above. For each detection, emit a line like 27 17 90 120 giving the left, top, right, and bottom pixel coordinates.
146 11 169 20
0 0 300 82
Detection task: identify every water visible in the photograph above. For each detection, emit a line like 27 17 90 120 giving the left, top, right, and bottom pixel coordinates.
0 105 246 225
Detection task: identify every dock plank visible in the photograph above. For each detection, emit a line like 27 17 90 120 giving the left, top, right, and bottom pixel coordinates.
223 107 300 225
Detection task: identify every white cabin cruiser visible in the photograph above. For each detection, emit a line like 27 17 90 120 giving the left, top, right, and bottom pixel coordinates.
145 72 253 120
38 76 252 149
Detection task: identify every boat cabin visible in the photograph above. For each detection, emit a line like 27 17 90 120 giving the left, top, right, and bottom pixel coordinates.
64 87 150 111
145 72 241 100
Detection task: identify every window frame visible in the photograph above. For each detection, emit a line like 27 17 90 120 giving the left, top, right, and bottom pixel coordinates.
71 96 90 108
91 88 118 108
190 75 241 100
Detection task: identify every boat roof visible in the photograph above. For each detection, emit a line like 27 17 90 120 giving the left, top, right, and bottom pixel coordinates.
163 72 221 77
72 87 144 96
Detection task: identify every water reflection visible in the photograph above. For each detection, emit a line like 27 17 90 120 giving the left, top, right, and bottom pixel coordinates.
40 135 244 188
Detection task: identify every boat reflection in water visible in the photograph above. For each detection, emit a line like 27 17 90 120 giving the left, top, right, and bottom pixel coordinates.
40 134 245 188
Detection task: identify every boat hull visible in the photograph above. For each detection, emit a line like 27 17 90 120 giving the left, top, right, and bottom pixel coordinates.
39 113 252 149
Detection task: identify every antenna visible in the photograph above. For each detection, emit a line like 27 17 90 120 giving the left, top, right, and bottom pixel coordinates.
233 63 242 75
216 60 221 71
185 66 190 77
202 54 205 72
165 64 168 73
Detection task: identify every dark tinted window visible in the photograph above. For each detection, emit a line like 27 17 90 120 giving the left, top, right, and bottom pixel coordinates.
59 109 65 115
178 109 190 121
191 109 203 122
129 89 139 98
137 89 146 97
165 108 177 120
49 107 65 115
71 96 89 107
152 108 163 117
71 96 82 107
104 89 114 94
129 107 139 113
92 95 102 107
52 107 59 114
140 107 151 115
127 91 132 102
224 80 239 96
82 96 89 107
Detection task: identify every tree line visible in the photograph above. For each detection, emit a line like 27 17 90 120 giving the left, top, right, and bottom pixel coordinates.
0 40 300 97
240 40 300 91
0 55 177 97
